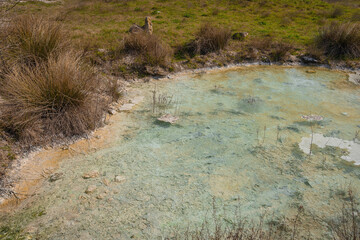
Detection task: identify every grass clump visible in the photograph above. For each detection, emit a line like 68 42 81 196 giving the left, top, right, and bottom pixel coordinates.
123 33 173 67
269 42 294 62
2 15 68 67
315 22 360 59
182 23 231 56
0 52 105 145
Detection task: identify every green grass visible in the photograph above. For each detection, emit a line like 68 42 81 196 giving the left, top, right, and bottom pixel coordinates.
5 0 359 50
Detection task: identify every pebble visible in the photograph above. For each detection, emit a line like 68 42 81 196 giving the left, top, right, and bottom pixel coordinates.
49 173 63 182
114 175 126 183
96 193 106 200
102 178 110 186
82 171 99 179
342 112 348 116
85 185 97 194
108 108 117 115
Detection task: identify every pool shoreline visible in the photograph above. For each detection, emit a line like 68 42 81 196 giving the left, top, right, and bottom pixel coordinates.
0 63 358 212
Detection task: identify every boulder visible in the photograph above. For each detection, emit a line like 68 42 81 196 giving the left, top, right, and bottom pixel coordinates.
300 55 319 64
129 16 153 35
232 32 249 41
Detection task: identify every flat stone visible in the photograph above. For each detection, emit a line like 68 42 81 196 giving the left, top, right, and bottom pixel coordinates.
157 114 179 124
131 96 145 105
114 175 126 183
85 185 97 194
119 103 135 112
82 171 99 179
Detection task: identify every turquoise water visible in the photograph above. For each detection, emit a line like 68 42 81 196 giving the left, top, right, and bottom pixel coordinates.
2 66 360 239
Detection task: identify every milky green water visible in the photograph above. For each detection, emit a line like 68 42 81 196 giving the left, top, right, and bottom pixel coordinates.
2 66 360 239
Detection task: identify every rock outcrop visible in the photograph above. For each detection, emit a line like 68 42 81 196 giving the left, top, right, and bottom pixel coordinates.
129 16 153 35
232 32 249 41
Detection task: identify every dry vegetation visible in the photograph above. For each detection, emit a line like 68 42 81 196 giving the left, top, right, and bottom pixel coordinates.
0 15 118 152
167 190 360 240
123 32 173 67
1 15 68 68
0 52 106 145
315 22 360 59
182 23 232 56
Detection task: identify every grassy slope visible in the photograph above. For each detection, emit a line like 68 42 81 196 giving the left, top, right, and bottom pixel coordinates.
7 0 360 50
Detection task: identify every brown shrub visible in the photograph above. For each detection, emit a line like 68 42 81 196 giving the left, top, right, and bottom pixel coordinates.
2 15 68 67
351 12 360 22
248 36 274 51
0 52 106 145
328 7 344 18
242 37 294 62
183 23 231 56
269 42 294 62
315 22 360 59
123 33 173 67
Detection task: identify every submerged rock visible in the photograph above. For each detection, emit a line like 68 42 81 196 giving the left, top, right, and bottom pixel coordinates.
102 178 110 186
96 193 106 200
85 185 97 194
82 171 99 179
157 114 179 124
49 173 63 182
301 114 323 121
114 175 126 183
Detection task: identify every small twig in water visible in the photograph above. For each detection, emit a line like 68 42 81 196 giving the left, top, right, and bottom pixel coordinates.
262 125 267 145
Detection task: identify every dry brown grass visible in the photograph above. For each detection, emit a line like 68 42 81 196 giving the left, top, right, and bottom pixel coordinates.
123 33 173 67
181 23 231 56
269 42 294 62
1 15 68 67
242 37 294 62
0 52 106 145
315 22 360 59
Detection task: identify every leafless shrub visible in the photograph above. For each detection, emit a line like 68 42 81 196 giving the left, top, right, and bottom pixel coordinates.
151 85 178 115
167 200 307 240
322 189 360 240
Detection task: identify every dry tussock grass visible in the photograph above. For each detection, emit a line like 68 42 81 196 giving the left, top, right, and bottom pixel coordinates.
123 33 173 67
179 23 231 56
0 52 106 145
1 15 68 67
315 22 360 59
